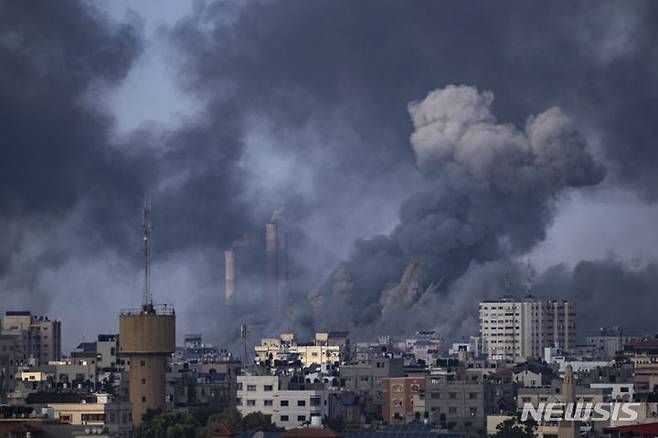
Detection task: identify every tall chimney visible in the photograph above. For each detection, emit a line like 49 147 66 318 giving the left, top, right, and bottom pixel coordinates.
225 250 236 305
265 219 288 308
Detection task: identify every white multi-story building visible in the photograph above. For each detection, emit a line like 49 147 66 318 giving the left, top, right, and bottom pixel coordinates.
479 297 575 361
237 375 328 429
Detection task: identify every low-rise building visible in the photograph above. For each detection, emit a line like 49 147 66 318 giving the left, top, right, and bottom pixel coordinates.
237 374 328 429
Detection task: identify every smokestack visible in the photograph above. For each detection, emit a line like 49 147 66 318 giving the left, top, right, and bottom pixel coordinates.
265 214 288 308
225 250 236 305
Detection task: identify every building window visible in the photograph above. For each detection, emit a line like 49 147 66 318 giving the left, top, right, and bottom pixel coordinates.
237 398 242 406
449 392 457 399
393 399 403 407
141 396 146 403
81 414 105 422
297 415 306 422
468 392 477 399
470 407 477 416
140 360 146 366
247 384 257 391
264 384 273 391
280 400 289 406
264 400 273 406
297 400 306 407
237 383 243 390
280 415 289 422
141 378 146 384
247 400 256 406
411 384 420 392
310 397 321 406
449 407 457 414
392 384 403 392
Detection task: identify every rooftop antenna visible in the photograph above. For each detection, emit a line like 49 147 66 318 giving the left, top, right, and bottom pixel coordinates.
240 323 249 369
142 196 154 314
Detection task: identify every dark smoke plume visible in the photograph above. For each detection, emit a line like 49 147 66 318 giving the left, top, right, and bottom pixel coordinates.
311 85 605 339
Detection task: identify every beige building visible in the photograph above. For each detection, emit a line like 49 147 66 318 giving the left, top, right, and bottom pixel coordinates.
2 311 62 365
255 332 348 368
479 298 575 361
49 393 132 437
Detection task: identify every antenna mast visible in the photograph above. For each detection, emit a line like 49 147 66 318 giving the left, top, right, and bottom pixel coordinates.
240 324 249 369
143 197 154 313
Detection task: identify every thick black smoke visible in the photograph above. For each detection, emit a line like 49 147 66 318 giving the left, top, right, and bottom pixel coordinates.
2 1 658 351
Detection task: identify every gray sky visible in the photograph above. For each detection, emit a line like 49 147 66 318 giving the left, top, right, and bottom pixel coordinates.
2 1 658 352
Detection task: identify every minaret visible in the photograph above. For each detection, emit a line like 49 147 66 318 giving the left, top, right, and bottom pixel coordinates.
558 364 578 438
119 202 175 425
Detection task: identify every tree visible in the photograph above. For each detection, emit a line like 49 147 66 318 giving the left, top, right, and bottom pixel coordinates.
242 412 277 432
490 416 537 438
206 406 243 432
134 411 199 438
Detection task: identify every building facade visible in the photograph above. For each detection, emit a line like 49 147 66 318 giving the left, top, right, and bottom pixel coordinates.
479 298 576 361
237 375 328 429
2 311 62 366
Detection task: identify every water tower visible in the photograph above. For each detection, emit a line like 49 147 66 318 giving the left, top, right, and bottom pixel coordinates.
119 201 175 425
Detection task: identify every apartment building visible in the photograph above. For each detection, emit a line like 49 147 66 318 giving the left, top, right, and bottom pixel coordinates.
479 298 575 361
341 357 404 421
424 375 487 437
382 376 426 424
2 311 62 365
236 374 328 429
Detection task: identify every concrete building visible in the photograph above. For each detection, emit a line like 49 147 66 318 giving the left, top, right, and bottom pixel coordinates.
2 311 62 365
479 298 576 361
237 374 328 429
586 327 640 361
255 332 349 368
382 376 426 425
0 335 19 400
341 357 405 422
96 335 119 371
424 375 487 437
119 306 175 425
49 393 132 437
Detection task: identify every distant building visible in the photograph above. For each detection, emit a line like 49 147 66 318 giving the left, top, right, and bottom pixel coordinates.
0 335 19 399
255 332 349 368
479 298 575 361
2 311 62 365
586 327 640 361
237 374 328 429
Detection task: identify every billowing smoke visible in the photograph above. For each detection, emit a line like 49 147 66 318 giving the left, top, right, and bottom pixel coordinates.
311 85 606 339
2 1 658 354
